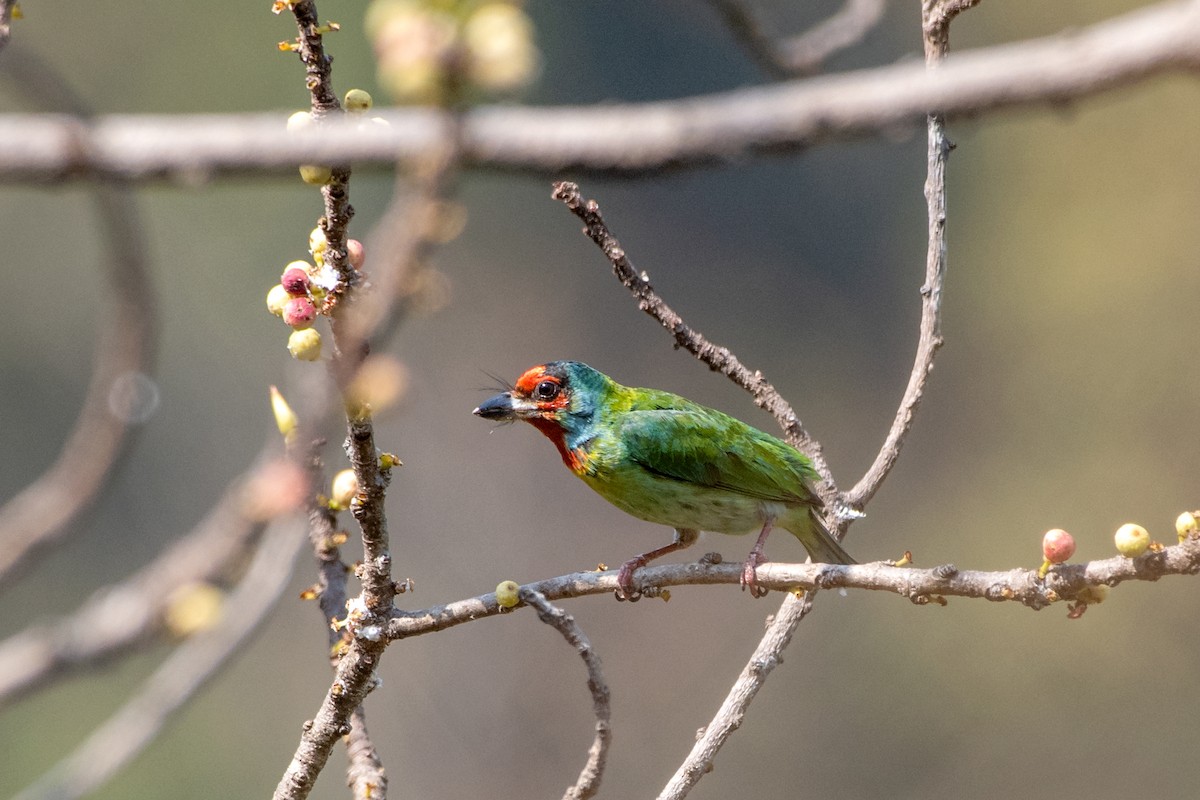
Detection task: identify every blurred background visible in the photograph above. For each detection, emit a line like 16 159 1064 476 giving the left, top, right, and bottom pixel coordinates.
2 0 1199 797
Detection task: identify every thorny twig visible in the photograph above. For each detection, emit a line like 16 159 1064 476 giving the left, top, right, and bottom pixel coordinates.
520 589 612 800
12 521 307 800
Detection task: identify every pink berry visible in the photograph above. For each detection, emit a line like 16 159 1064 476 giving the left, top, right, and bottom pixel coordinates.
283 297 317 329
1042 529 1076 564
346 239 365 270
281 266 310 296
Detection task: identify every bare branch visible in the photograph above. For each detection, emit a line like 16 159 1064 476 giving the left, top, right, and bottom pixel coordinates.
346 706 389 800
2 0 1199 179
0 45 158 589
11 521 306 800
551 181 839 504
385 535 1200 640
658 591 816 800
0 460 279 710
520 589 612 800
710 0 887 78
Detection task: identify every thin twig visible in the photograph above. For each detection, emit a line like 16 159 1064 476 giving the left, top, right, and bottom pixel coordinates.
845 0 977 509
346 706 388 800
658 591 816 799
0 44 158 589
385 534 1200 639
0 0 15 53
11 520 307 800
551 181 840 505
3 0 1200 179
520 589 612 800
710 0 886 78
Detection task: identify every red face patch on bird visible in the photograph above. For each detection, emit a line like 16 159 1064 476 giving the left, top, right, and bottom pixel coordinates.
514 365 570 413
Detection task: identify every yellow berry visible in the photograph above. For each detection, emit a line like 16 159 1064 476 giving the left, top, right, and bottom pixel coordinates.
164 582 225 637
330 469 358 509
286 110 314 133
1176 511 1199 542
495 580 521 608
309 226 328 255
266 284 291 316
287 328 323 361
299 164 333 185
1114 523 1150 558
344 88 374 112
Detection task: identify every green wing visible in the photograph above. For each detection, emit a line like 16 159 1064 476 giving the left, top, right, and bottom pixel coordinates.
615 399 820 507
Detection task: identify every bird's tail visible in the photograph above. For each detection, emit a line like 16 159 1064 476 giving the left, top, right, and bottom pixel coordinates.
799 509 856 565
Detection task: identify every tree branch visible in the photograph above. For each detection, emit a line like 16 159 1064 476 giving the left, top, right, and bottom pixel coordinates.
2 0 1199 179
11 520 306 800
520 589 612 800
551 181 840 505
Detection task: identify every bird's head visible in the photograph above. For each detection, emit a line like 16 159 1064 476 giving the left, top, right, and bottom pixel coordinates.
473 361 605 427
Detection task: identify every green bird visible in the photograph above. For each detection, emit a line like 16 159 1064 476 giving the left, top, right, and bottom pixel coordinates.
473 361 854 597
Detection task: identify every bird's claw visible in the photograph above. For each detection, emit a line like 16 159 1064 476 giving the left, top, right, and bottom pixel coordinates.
616 559 643 601
740 553 769 598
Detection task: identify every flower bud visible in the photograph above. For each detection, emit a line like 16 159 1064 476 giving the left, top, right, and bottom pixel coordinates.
330 468 358 509
269 385 299 437
287 328 323 361
1114 523 1150 558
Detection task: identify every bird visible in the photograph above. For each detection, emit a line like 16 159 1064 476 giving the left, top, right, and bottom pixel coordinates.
473 360 854 598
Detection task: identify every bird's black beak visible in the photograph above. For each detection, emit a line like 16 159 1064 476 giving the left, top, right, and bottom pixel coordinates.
473 391 516 420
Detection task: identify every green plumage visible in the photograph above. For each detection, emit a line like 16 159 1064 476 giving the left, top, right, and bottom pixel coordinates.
474 361 854 594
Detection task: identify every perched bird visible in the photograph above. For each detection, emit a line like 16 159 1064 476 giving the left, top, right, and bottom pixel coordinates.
473 361 854 597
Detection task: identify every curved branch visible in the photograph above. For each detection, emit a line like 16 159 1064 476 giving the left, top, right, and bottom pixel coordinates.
520 589 611 800
0 44 158 588
2 0 1199 180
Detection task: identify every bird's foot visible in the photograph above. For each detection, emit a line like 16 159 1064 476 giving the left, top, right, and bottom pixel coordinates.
616 558 644 602
739 552 769 598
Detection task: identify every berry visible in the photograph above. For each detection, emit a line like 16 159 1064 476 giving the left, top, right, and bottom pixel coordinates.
286 110 314 133
346 238 365 270
309 226 328 255
266 284 290 316
283 297 317 328
281 264 311 296
330 469 358 509
299 164 333 185
344 88 373 112
1039 528 1075 578
287 328 322 361
495 580 521 608
1114 523 1150 558
1176 511 1199 542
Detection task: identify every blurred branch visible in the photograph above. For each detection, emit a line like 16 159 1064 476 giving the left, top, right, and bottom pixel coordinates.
551 181 840 505
0 44 158 589
520 589 611 800
11 520 306 800
3 0 1200 179
385 533 1200 639
0 458 288 710
0 1 15 52
709 0 886 77
658 591 816 799
345 706 388 800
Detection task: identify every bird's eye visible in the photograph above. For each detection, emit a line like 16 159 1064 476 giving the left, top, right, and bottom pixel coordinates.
534 380 560 401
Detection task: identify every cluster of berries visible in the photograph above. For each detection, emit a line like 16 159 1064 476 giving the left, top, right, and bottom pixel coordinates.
266 226 367 361
365 0 538 103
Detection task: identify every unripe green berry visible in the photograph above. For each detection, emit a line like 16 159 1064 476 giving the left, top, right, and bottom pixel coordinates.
343 88 373 112
1176 511 1199 542
281 265 311 296
1114 523 1150 558
495 580 521 608
267 284 290 316
330 468 358 508
283 297 317 328
299 164 333 185
287 328 322 361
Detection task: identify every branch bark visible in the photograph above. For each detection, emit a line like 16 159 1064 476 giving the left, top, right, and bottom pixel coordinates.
2 0 1199 179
